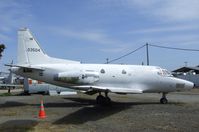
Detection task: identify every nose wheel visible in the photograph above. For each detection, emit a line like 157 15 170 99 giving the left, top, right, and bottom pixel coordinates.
160 93 168 104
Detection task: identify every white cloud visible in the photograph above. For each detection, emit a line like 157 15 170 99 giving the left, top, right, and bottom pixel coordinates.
160 34 199 45
131 0 199 22
0 0 33 70
134 34 199 46
48 27 132 53
0 0 32 39
128 24 199 34
157 0 199 21
0 34 10 41
63 30 114 44
100 46 128 53
50 27 125 46
97 0 199 22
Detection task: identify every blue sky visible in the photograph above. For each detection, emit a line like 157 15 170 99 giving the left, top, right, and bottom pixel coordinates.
0 0 199 71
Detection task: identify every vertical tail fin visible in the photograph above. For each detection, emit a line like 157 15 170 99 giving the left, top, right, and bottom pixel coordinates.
17 28 48 65
17 28 80 65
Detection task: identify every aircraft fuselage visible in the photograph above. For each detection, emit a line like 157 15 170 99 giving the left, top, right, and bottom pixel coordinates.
12 63 193 93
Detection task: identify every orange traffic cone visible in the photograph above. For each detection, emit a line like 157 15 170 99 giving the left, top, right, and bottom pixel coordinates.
38 99 47 119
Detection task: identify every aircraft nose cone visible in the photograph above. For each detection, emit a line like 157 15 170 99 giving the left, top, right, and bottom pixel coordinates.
175 78 194 91
185 81 194 90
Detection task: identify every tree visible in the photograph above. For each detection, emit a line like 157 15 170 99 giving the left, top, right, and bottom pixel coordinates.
0 44 6 59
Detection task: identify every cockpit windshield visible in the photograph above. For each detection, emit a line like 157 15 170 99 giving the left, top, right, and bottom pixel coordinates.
157 68 173 77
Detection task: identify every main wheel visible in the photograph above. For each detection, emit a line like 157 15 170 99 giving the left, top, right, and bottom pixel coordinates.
105 96 111 105
160 98 168 104
96 95 111 105
96 95 104 104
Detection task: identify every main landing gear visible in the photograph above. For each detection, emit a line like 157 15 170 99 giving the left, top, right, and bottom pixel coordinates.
96 92 111 105
160 92 168 104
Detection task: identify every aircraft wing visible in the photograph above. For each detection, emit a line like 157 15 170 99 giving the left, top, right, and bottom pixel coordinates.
72 85 143 95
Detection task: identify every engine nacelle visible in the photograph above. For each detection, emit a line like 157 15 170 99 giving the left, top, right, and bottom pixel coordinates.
55 71 99 84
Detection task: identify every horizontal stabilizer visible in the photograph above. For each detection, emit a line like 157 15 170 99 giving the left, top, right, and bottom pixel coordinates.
5 64 45 71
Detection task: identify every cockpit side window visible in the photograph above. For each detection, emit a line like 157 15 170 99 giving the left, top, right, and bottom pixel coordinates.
157 71 163 76
157 68 173 77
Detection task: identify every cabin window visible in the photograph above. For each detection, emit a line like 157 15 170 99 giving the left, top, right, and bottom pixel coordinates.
122 69 127 74
100 69 105 74
82 74 85 79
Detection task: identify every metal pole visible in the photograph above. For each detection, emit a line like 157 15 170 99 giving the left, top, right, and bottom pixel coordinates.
184 61 188 67
106 58 109 64
146 43 149 65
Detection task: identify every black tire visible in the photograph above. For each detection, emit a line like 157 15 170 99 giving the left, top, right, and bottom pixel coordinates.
160 98 168 104
96 95 111 106
96 95 104 104
105 97 111 104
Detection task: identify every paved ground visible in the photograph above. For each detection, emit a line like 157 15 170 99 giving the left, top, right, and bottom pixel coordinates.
0 89 199 132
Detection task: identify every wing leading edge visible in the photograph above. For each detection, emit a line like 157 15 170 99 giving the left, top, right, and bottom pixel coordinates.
72 85 143 95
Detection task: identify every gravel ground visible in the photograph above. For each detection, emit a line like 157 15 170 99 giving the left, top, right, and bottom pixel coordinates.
0 89 199 132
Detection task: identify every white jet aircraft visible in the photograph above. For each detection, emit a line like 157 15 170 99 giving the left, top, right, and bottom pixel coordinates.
8 28 194 105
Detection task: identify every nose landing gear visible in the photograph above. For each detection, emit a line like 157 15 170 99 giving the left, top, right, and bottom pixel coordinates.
160 92 168 104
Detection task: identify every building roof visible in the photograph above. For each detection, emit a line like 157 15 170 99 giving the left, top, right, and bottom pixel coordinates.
172 66 199 73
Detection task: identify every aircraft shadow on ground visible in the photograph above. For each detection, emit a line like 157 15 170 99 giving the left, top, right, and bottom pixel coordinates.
0 97 184 126
53 104 130 125
0 97 183 109
0 100 94 109
53 97 175 125
0 120 38 132
0 101 28 108
45 96 98 108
